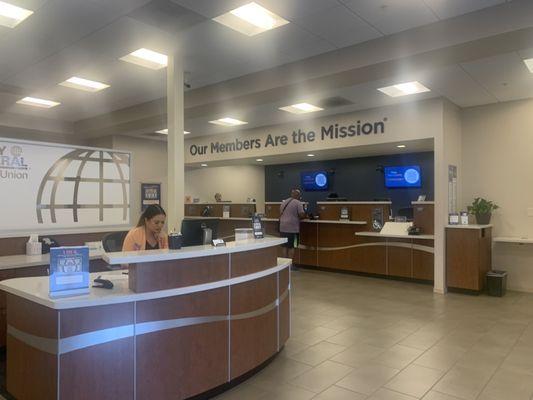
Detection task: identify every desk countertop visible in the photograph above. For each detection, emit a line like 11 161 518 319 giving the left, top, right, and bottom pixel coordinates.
355 232 435 240
103 237 286 265
0 258 292 310
303 220 367 225
0 250 104 271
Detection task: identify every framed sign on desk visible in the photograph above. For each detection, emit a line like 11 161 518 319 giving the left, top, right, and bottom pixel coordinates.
141 183 161 211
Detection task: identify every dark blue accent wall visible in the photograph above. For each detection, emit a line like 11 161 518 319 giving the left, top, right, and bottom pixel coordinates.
265 152 434 214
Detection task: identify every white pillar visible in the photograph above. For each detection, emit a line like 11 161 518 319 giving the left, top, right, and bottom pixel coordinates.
166 51 185 233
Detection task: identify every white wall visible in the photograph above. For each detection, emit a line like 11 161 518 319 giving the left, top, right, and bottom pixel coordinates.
462 98 533 292
185 165 265 213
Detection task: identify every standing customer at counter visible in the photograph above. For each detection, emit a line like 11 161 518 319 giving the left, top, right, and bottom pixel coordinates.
123 204 169 251
280 188 306 260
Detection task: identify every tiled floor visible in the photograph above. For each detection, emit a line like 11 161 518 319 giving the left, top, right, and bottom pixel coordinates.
215 269 533 400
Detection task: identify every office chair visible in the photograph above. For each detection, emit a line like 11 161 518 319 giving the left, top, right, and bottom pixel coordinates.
102 231 129 252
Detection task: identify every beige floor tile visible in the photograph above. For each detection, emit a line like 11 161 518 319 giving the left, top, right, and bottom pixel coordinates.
399 332 444 351
421 390 464 399
312 385 367 400
385 364 444 398
367 388 418 400
477 369 533 400
500 342 533 376
455 349 505 374
327 327 376 347
289 341 347 366
260 356 313 382
336 364 400 395
292 326 341 345
433 365 493 400
330 343 386 368
254 382 316 400
214 383 269 399
414 345 466 371
290 360 354 393
281 338 312 357
373 345 424 369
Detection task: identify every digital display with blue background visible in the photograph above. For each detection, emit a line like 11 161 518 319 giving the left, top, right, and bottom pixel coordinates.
384 165 421 188
301 170 329 191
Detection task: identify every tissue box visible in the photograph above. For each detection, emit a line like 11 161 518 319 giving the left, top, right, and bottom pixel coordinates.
26 241 42 256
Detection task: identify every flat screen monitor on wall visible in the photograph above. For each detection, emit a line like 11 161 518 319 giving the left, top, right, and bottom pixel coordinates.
384 165 421 188
301 171 329 191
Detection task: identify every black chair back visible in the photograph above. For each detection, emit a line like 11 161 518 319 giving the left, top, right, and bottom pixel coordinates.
102 231 129 252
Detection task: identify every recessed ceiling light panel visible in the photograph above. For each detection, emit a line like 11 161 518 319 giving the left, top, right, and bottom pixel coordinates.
213 2 289 36
16 96 60 108
279 102 324 114
397 144 406 148
378 81 430 97
120 48 168 70
60 77 110 92
307 154 315 157
0 1 33 28
524 58 533 73
156 128 168 134
209 117 248 127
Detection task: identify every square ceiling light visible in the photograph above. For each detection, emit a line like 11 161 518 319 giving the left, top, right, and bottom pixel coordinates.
377 81 431 97
279 102 323 114
0 1 33 28
59 77 110 92
524 58 533 73
213 2 289 36
209 117 248 127
120 48 168 70
16 96 60 108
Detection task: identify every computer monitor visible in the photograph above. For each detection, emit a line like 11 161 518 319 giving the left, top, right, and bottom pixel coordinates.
181 219 219 247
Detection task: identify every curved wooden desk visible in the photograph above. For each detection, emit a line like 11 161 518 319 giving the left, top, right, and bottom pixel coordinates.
0 237 290 400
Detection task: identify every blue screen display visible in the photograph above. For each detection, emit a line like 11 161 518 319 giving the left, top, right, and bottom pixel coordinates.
384 166 421 188
301 171 329 191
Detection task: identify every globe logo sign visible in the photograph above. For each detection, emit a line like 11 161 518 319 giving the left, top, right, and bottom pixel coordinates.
36 149 130 224
403 168 420 184
314 172 328 188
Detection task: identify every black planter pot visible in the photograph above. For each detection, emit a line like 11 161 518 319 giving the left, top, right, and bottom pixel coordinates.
475 212 492 225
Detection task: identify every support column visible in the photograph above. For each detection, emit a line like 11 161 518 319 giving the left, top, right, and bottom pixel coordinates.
167 51 185 232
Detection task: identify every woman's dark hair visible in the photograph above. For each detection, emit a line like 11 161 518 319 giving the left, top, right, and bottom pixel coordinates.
136 205 166 227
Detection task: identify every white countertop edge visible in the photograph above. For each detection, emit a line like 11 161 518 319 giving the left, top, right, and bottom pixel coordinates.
104 237 286 265
0 250 104 270
264 202 308 205
316 201 392 205
411 201 435 205
446 224 492 229
0 225 131 239
355 232 435 240
493 237 533 244
0 259 292 310
304 220 367 225
185 216 279 222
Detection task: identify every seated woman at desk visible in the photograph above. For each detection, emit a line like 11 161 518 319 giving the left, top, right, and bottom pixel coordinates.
123 205 169 251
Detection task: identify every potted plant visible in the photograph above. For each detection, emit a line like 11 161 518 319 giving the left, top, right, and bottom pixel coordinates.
467 197 499 225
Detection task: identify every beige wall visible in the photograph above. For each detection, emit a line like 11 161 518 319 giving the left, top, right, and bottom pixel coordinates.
462 98 533 292
111 136 168 224
185 165 265 213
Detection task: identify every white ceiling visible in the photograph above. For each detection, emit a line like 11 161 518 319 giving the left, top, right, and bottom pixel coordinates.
0 0 530 140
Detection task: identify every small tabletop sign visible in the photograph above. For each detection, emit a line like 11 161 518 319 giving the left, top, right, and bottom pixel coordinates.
252 215 264 239
49 246 90 298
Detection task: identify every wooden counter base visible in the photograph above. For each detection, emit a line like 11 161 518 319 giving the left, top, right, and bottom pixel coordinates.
5 255 290 400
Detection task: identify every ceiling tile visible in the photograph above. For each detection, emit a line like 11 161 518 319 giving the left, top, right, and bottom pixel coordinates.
423 0 505 20
340 0 438 35
461 52 533 102
423 65 497 107
292 5 381 49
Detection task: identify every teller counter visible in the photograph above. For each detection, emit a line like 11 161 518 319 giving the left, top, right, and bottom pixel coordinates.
0 237 290 400
296 201 435 282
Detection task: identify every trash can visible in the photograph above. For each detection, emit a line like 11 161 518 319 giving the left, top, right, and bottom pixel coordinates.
486 270 507 297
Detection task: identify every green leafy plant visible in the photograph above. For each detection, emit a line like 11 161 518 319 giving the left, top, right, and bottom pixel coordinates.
467 197 499 215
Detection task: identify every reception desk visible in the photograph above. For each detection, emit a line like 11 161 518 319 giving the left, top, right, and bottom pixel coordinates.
0 237 290 400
